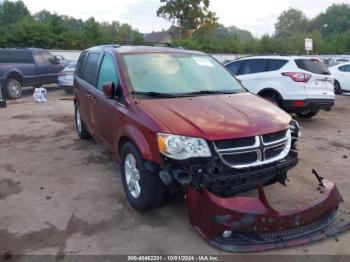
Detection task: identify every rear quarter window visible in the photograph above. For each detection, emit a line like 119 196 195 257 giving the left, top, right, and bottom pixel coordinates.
0 50 33 63
295 59 330 75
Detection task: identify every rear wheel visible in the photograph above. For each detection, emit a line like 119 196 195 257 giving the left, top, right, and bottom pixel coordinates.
74 105 91 139
296 110 319 118
334 80 342 95
121 142 165 211
6 79 23 99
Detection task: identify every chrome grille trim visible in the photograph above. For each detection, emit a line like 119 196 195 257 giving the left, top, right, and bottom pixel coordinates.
214 130 291 169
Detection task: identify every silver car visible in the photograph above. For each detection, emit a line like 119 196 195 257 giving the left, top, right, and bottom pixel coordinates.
58 62 76 94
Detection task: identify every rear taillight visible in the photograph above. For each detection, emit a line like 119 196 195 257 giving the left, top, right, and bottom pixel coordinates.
282 72 312 83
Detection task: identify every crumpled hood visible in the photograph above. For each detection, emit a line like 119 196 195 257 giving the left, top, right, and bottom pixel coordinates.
137 93 291 141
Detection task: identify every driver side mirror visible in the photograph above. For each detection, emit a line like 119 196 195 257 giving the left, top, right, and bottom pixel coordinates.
102 82 115 99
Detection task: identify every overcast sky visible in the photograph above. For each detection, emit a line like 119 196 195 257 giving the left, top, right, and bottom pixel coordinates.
22 0 350 36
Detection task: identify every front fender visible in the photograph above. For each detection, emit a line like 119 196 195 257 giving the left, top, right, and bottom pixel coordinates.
117 124 160 164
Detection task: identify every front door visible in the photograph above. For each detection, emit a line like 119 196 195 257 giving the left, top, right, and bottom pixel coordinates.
33 51 65 85
90 53 123 153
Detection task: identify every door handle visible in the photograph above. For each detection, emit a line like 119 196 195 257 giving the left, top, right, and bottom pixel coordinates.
91 96 97 104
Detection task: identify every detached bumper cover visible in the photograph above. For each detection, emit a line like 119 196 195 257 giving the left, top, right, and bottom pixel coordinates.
187 179 350 252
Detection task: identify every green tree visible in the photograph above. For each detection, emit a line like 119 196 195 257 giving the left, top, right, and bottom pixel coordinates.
275 8 308 39
310 4 350 37
157 0 218 38
0 0 29 26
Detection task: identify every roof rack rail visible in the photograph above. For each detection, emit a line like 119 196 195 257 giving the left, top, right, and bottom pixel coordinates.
112 41 171 47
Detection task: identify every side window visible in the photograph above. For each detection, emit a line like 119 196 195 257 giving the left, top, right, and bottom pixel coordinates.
33 51 46 65
267 59 288 71
339 65 350 72
226 61 241 75
241 59 266 75
42 51 55 64
82 53 100 86
33 51 54 65
97 54 119 91
76 52 88 78
0 51 33 63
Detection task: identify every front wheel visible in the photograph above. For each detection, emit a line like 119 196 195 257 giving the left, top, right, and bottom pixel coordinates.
6 79 23 99
121 142 165 211
296 110 319 118
334 80 342 95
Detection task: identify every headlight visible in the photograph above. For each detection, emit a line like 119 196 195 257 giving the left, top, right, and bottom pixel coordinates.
157 133 212 160
289 119 301 138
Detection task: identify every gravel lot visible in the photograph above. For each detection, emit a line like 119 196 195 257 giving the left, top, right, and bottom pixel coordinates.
0 89 350 257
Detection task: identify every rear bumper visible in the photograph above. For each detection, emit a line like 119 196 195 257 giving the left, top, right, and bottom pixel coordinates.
187 178 350 252
282 99 334 112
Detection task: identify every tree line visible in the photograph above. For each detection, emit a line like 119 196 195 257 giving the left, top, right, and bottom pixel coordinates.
1 0 350 54
158 0 350 54
0 0 143 50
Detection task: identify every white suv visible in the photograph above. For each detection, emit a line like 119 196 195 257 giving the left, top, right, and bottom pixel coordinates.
225 56 335 118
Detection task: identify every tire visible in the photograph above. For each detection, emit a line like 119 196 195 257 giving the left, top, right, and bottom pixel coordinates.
296 110 319 118
334 80 342 95
63 86 73 95
6 79 23 99
74 105 91 139
121 142 165 211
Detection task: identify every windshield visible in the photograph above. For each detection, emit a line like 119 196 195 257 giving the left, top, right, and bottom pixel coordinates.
121 53 244 96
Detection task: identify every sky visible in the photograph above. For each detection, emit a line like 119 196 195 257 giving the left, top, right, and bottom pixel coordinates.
21 0 350 36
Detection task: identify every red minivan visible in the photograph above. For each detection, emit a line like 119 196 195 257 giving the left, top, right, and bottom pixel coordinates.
73 44 348 252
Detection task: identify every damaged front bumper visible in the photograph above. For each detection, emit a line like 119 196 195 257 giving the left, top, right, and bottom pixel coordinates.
186 177 350 252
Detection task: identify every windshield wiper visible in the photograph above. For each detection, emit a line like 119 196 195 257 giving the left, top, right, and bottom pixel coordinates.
131 91 177 98
182 90 238 96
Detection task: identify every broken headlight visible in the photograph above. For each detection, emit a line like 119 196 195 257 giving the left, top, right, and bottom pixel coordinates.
157 133 211 160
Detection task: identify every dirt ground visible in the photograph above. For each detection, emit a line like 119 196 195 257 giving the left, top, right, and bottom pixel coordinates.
0 89 350 257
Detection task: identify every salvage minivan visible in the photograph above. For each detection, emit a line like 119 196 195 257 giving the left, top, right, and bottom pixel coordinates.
73 44 349 252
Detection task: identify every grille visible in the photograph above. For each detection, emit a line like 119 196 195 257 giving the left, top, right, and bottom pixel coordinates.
215 137 255 150
222 152 258 166
265 144 285 159
214 129 291 169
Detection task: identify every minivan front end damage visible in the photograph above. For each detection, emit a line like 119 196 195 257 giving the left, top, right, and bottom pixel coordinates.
186 176 350 252
158 120 349 251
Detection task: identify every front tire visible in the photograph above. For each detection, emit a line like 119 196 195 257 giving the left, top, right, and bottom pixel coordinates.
6 79 23 99
121 142 165 211
75 105 91 139
334 80 342 95
296 110 319 118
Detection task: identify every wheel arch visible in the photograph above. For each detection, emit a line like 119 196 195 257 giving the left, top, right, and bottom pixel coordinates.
117 125 157 164
6 71 24 85
258 88 283 100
